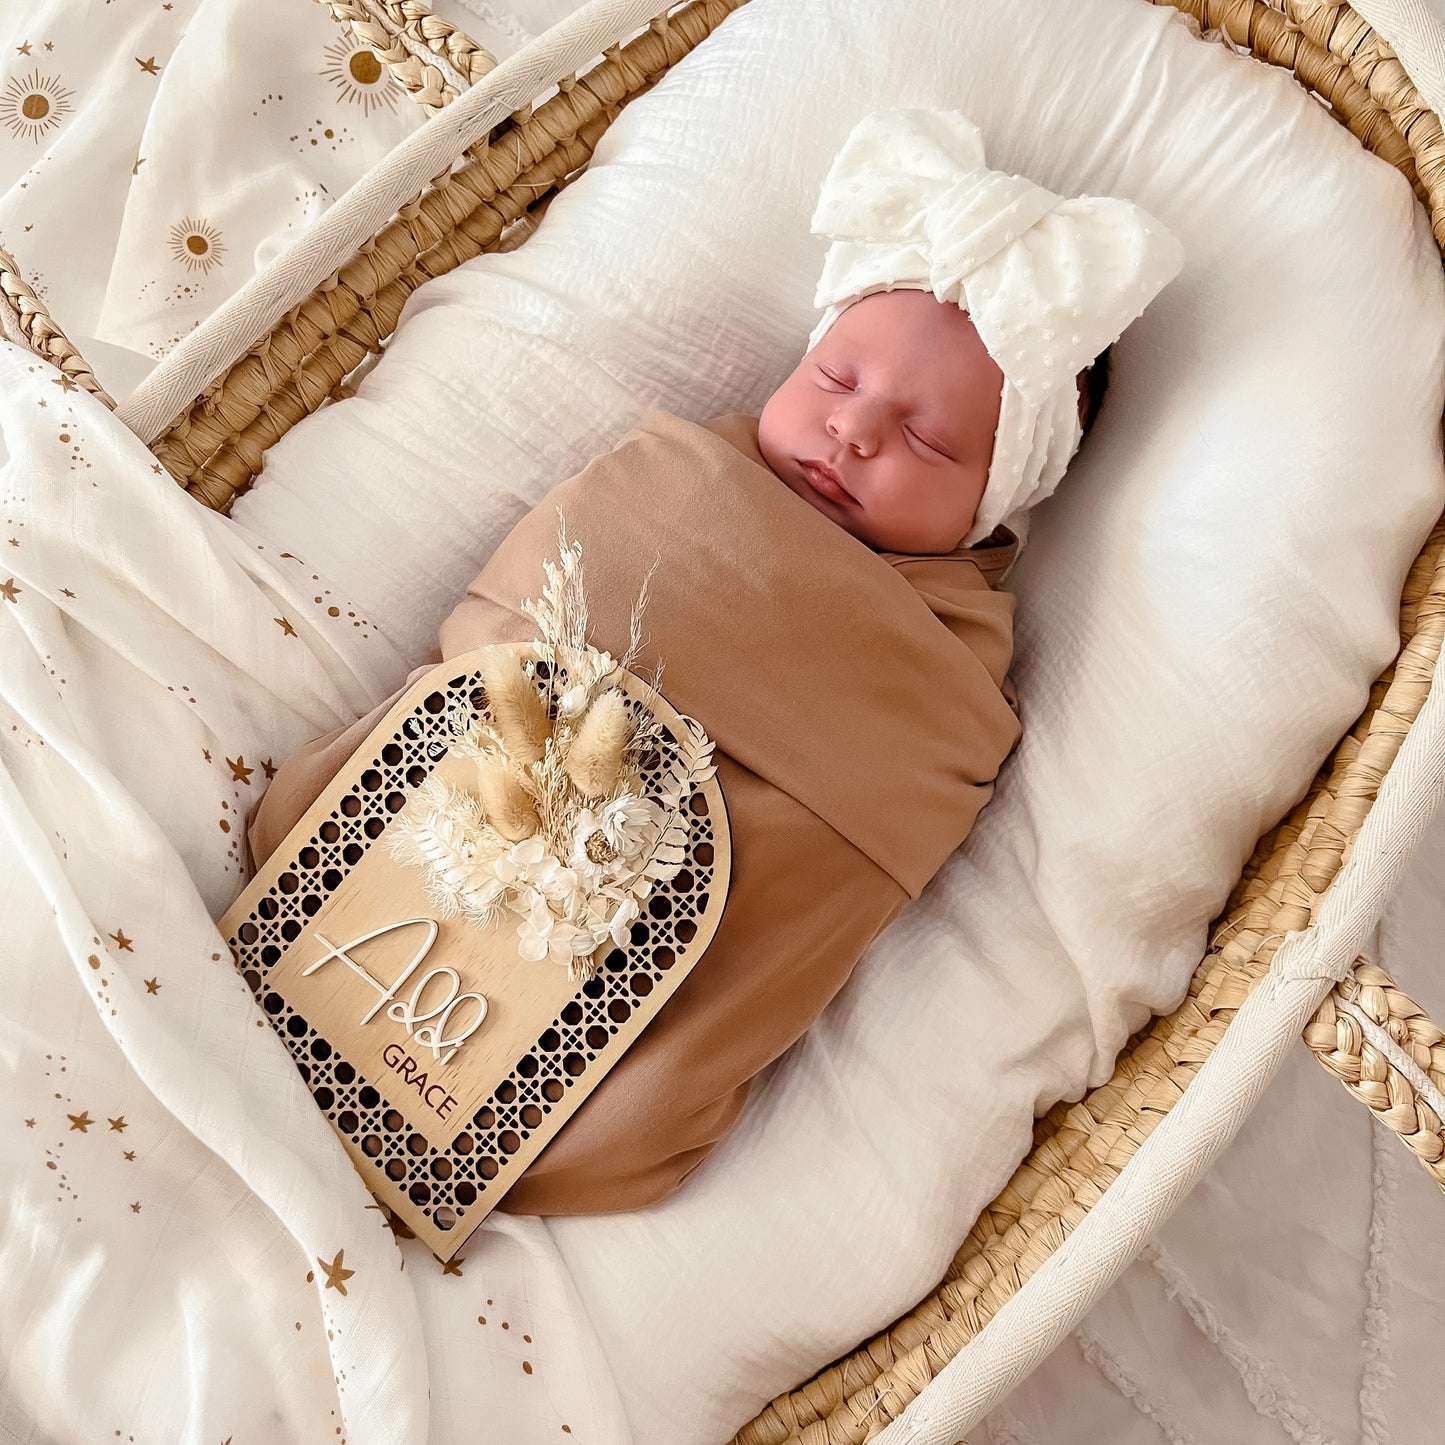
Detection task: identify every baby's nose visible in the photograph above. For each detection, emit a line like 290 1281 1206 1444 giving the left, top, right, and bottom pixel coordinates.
830 403 877 450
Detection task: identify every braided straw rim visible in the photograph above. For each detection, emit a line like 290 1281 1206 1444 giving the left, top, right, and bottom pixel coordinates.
0 247 115 408
1305 955 1445 1187
314 0 499 114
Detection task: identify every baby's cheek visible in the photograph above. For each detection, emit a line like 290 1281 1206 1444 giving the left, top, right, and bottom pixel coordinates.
757 386 802 470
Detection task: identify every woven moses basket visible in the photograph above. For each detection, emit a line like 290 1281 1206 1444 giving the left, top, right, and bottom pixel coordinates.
5 0 1444 1437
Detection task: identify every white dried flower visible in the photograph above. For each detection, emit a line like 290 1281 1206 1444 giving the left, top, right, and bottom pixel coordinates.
556 683 591 720
570 795 662 874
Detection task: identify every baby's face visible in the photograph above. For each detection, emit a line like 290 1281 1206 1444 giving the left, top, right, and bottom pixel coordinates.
758 288 1005 554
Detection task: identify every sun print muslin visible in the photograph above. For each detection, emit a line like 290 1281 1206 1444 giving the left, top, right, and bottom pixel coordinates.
70 0 428 363
0 341 625 1442
319 34 401 117
1 70 74 143
167 215 225 275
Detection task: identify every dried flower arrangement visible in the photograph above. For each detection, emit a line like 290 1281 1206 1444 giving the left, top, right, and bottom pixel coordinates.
386 519 717 982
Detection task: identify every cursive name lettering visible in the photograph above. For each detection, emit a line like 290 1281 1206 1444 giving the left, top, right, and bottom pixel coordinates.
303 919 488 1066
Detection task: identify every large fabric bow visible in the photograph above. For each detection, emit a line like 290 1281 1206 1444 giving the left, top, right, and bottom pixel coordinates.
807 109 1186 550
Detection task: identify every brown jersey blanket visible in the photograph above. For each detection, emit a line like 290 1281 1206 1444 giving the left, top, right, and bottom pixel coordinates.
246 409 1022 1216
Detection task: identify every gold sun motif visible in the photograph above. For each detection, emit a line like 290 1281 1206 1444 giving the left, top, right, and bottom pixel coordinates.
167 216 226 275
1 70 75 143
319 35 399 116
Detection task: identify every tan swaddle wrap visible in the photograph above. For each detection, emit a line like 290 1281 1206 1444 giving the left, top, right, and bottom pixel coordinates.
246 409 1022 1215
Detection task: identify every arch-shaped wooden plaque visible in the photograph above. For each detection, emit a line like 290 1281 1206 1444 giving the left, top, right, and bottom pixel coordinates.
217 644 731 1260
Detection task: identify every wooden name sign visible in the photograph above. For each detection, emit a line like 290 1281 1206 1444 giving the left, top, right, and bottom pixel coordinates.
218 644 730 1260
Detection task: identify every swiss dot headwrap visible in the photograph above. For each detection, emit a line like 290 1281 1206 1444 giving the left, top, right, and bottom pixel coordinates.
808 109 1186 548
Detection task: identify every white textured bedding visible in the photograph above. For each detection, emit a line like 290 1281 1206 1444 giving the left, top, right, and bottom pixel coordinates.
232 0 1445 1434
3 0 1443 1443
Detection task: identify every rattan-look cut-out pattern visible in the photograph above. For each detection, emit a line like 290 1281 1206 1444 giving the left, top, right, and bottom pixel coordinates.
221 648 729 1259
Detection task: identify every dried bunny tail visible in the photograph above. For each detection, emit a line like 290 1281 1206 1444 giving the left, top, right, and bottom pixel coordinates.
478 649 552 766
474 754 539 841
566 688 634 798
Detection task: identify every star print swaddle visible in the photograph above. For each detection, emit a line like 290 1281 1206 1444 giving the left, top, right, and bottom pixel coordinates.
0 345 638 1443
246 409 1024 1214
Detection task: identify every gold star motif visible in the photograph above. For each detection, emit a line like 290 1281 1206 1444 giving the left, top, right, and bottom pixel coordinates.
261 758 276 780
368 1203 415 1241
203 748 212 762
317 1250 355 1295
130 1201 142 1213
274 616 297 637
52 374 78 393
108 1116 127 1132
441 1256 465 1276
60 588 75 598
43 41 52 50
16 42 31 56
144 977 160 995
36 398 46 408
123 1150 136 1161
109 928 133 952
227 755 254 784
151 463 163 475
24 1119 35 1128
0 578 20 604
67 1111 93 1132
135 56 160 74
8 538 19 547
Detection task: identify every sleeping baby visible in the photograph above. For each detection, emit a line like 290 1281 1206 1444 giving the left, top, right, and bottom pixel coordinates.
245 108 1184 1217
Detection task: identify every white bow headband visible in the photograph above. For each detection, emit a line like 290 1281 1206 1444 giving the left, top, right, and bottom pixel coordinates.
808 109 1186 549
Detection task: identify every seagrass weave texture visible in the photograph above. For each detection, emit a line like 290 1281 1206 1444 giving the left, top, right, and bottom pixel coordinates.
1305 956 1445 1187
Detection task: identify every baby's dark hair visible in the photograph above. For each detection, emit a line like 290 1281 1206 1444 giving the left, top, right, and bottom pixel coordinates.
1078 343 1113 439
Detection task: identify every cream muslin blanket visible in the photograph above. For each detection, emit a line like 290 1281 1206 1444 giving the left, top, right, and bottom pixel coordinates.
248 408 1023 1215
0 345 650 1444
